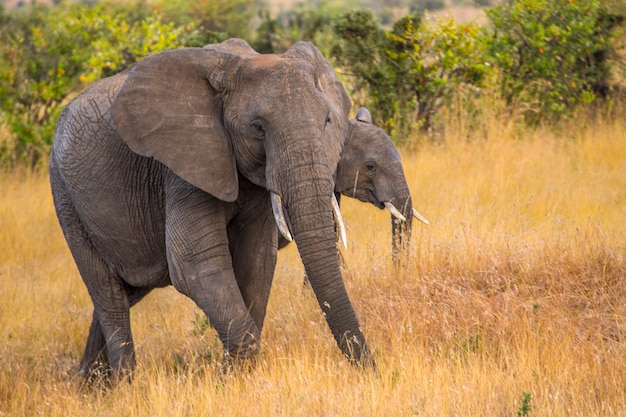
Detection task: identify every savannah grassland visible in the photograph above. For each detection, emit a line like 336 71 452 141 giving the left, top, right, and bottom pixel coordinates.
1 113 625 416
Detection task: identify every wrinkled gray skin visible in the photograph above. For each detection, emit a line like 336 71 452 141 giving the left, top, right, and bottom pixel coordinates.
50 38 375 381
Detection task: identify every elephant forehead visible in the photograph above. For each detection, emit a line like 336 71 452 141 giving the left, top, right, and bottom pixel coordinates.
243 55 317 85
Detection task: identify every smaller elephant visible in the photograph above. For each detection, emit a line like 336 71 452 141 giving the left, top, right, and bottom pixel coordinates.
284 106 428 289
277 106 428 255
334 107 428 257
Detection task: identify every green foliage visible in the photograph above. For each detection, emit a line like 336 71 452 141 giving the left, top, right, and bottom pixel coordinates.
331 10 395 127
192 312 212 336
517 391 533 417
332 11 489 141
252 2 337 54
81 8 188 82
156 0 253 46
485 0 623 124
0 2 188 167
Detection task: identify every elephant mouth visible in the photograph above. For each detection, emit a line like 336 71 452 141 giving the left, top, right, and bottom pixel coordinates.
270 191 348 248
367 189 385 209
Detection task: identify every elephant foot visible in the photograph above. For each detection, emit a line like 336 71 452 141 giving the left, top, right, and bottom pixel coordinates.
78 360 114 389
79 356 134 387
220 342 260 375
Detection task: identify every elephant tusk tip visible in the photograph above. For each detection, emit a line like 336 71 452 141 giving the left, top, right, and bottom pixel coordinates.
412 208 429 225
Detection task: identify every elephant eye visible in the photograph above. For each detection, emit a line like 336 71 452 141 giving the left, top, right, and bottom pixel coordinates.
251 122 265 139
325 115 331 125
365 162 377 172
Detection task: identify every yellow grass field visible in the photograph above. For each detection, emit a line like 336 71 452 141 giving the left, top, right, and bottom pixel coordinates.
1 116 625 416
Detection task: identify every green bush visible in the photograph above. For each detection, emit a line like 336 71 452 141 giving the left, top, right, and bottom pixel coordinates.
156 0 253 46
0 3 187 167
332 11 489 141
252 2 336 54
485 0 624 124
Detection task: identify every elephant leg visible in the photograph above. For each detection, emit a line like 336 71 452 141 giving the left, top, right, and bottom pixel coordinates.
79 286 153 381
65 246 135 380
228 196 278 331
165 181 260 365
79 310 109 381
50 162 136 380
84 276 135 380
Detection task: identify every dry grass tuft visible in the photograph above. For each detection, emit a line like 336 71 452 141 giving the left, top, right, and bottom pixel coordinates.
1 114 625 416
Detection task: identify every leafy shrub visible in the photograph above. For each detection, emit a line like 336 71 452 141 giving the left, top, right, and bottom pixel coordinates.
156 0 253 46
332 11 489 141
0 0 624 167
331 10 396 127
0 3 187 167
252 2 336 54
485 0 624 124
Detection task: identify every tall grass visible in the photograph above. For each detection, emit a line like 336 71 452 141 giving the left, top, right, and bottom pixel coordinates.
0 113 625 416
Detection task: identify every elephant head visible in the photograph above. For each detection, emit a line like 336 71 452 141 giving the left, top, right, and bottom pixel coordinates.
109 39 373 367
336 107 428 261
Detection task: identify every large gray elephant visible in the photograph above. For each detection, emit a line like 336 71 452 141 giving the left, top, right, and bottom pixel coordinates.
50 38 375 380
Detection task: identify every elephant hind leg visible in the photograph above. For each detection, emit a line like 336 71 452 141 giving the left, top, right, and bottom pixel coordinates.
50 160 136 381
79 286 154 383
79 310 110 382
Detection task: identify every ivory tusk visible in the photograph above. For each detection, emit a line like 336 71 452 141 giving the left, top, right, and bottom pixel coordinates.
413 208 429 225
271 192 293 242
331 194 348 250
384 202 407 222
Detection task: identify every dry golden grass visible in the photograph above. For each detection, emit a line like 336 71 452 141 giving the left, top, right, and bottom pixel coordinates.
1 114 625 416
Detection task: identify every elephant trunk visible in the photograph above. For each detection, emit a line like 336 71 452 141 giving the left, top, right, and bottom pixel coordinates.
274 155 374 368
390 193 413 264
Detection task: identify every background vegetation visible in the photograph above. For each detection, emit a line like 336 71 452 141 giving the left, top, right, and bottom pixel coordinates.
0 0 624 165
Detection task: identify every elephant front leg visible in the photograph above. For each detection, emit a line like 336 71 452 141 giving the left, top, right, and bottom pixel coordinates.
167 237 261 365
228 201 279 331
165 184 261 366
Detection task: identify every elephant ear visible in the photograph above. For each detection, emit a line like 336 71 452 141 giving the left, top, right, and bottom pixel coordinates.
110 46 240 202
283 42 351 165
355 107 372 124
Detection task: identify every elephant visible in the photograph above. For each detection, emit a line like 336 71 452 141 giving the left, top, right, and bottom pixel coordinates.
50 38 375 380
334 106 428 258
278 106 429 264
